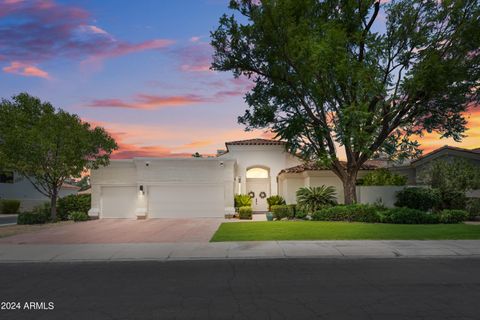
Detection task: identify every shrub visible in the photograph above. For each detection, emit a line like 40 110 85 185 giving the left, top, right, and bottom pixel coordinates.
17 211 50 225
287 204 297 217
466 198 480 219
68 211 89 222
0 199 20 214
360 169 407 186
312 204 381 223
395 187 440 211
295 210 307 219
379 207 439 224
238 206 252 220
438 209 469 224
234 194 252 208
296 185 337 213
57 194 91 221
438 190 467 210
266 195 286 211
271 205 292 220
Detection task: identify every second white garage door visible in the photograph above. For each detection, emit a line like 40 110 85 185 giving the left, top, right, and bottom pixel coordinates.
101 186 137 218
148 185 224 218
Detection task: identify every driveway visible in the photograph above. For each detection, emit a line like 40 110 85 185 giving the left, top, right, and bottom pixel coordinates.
0 218 223 244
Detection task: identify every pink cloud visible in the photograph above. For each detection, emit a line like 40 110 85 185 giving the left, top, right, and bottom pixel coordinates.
3 61 50 79
0 0 173 68
89 94 207 110
176 42 213 73
83 118 274 159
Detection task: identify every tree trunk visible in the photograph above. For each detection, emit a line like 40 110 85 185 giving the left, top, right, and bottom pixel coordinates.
50 188 58 221
343 172 358 205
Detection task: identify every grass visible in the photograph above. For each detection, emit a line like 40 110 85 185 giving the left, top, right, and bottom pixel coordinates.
210 221 480 242
0 221 73 239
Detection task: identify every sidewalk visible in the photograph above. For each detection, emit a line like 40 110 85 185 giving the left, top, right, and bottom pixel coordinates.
1 240 480 262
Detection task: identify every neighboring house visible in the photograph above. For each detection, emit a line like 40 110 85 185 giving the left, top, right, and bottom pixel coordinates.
389 146 480 185
0 171 80 211
89 138 377 219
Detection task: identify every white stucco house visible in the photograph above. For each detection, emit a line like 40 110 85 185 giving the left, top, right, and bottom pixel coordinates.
0 171 80 211
89 138 377 219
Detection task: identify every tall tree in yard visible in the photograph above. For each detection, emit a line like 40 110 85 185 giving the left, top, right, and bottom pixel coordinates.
0 93 118 219
211 0 480 203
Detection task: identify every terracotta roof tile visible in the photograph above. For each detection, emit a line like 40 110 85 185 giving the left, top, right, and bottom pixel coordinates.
225 138 286 146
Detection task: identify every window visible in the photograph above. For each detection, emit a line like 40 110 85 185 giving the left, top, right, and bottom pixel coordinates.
246 167 269 179
0 171 14 184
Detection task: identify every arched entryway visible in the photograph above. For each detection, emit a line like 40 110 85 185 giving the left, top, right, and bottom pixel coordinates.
246 166 270 212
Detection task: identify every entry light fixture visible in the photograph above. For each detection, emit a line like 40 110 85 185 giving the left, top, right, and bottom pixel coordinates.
139 185 144 195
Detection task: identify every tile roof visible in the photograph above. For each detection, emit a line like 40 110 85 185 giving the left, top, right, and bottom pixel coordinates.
411 145 480 164
278 161 378 175
225 138 286 146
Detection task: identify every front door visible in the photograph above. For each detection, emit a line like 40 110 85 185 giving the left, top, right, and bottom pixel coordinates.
246 178 270 212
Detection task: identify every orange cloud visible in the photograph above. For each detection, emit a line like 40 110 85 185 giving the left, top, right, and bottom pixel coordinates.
89 94 206 110
416 107 480 153
83 118 273 159
3 61 50 79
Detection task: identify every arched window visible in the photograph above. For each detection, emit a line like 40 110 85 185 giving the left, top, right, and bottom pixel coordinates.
246 167 269 179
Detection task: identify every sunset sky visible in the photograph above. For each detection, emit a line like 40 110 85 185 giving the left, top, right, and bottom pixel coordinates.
1 0 478 159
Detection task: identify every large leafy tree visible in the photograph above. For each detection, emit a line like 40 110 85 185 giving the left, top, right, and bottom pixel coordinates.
0 93 118 219
211 0 480 203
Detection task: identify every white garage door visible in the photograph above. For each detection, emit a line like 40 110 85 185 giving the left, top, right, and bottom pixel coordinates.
101 186 137 218
148 185 224 218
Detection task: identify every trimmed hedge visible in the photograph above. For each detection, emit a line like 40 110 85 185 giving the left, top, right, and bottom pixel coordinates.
438 209 469 224
379 207 439 224
0 199 20 214
238 206 252 220
68 211 89 222
271 205 292 220
57 194 91 221
17 211 50 225
395 187 440 211
312 204 381 223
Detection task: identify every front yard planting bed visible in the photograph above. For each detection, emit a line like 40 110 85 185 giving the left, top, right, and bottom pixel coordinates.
211 221 480 242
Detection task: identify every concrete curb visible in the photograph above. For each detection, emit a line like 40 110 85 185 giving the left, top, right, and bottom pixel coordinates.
1 240 480 263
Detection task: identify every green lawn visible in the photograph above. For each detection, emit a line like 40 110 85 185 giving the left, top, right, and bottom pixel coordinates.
210 221 480 242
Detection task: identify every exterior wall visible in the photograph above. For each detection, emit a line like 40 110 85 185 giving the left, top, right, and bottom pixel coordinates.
356 186 405 208
278 170 373 205
219 145 301 196
89 158 235 218
0 173 78 211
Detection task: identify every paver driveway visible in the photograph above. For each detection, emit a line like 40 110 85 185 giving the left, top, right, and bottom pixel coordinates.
0 218 224 244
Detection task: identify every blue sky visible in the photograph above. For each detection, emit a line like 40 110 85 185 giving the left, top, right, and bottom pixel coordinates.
1 0 478 158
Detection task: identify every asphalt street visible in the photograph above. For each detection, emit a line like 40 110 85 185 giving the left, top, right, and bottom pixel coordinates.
1 258 479 320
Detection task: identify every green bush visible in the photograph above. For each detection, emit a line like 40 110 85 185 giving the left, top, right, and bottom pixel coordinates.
395 187 440 211
266 195 286 211
296 185 337 213
0 199 20 214
271 205 293 220
466 198 480 219
287 204 297 217
68 211 89 222
17 211 50 225
238 206 252 220
360 169 407 186
57 194 91 221
294 210 308 219
379 207 439 224
438 190 467 210
438 209 469 224
312 204 381 223
234 194 252 208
